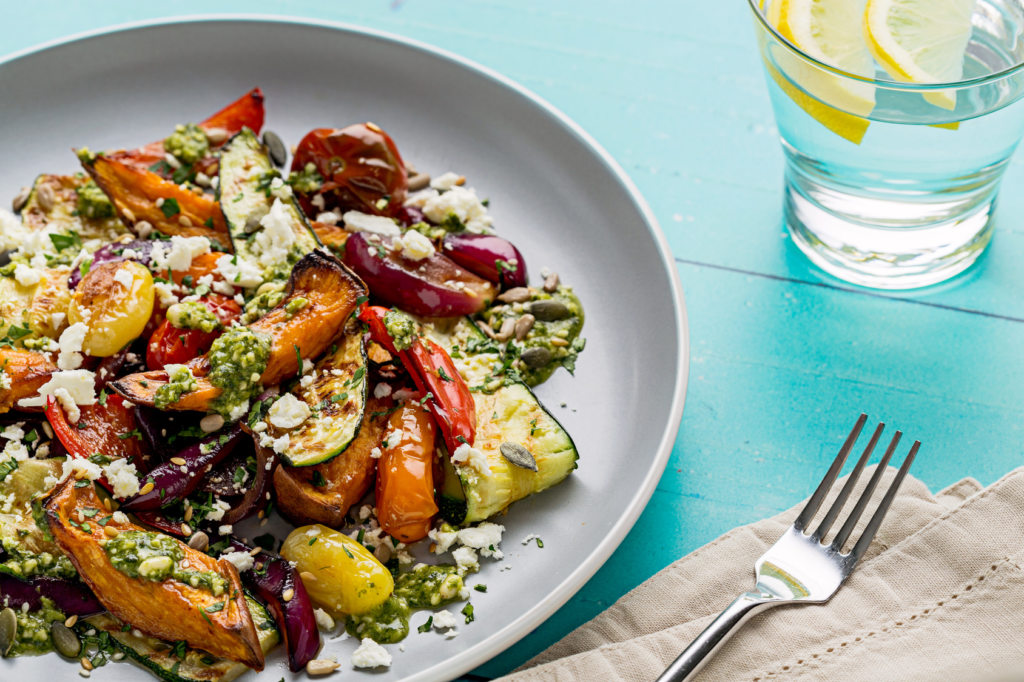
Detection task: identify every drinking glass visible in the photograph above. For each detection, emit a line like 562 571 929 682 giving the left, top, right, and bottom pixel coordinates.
750 0 1024 289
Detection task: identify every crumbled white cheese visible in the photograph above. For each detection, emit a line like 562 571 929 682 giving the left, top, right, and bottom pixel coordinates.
153 281 180 308
314 608 336 631
13 263 42 287
17 369 97 422
153 236 210 273
1 438 29 464
204 499 232 522
427 527 459 554
50 312 66 331
430 172 462 191
112 511 130 525
216 254 264 289
254 198 297 271
218 524 233 536
0 368 9 391
0 424 23 442
102 458 141 499
271 435 290 455
0 209 29 252
451 443 490 475
392 229 435 261
351 638 391 669
431 609 458 630
315 211 341 226
407 186 493 234
458 522 505 559
220 551 255 573
342 211 400 237
268 177 294 201
112 266 135 290
267 393 311 430
452 546 479 572
59 457 103 483
227 399 250 423
56 322 89 371
373 383 392 399
369 447 382 460
383 429 404 448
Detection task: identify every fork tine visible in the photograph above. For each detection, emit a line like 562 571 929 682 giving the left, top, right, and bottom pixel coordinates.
812 422 884 540
794 414 867 532
831 430 901 551
850 440 919 561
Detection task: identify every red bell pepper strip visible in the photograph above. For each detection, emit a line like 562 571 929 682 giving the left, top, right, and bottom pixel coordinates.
358 305 476 453
45 396 111 492
44 394 147 480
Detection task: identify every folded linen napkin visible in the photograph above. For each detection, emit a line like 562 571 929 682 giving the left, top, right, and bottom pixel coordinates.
500 466 1024 681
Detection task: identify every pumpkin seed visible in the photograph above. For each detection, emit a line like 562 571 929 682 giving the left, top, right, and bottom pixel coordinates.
407 173 431 192
497 287 531 304
520 346 552 369
244 206 269 234
263 131 287 168
50 621 81 658
514 314 535 341
495 318 516 342
11 186 30 213
187 531 209 552
36 183 56 212
543 272 560 293
529 299 570 321
0 607 16 656
500 442 538 471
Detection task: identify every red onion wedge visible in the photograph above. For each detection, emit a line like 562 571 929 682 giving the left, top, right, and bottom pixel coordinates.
442 232 528 289
0 574 104 617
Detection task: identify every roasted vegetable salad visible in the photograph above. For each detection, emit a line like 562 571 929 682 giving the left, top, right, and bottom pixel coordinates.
0 89 585 678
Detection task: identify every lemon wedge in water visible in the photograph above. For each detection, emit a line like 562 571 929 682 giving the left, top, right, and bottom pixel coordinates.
763 0 876 143
864 0 976 109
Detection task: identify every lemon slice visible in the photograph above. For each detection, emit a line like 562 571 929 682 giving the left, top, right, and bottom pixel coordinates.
761 0 876 143
864 0 976 109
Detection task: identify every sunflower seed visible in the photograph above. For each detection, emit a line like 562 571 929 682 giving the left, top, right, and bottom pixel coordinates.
543 272 560 293
528 299 570 321
306 659 341 676
497 287 531 303
478 322 497 340
11 186 31 213
263 131 287 168
0 608 16 656
187 531 209 552
500 442 538 471
51 621 81 658
514 314 535 341
520 346 552 369
36 183 56 212
495 318 516 342
407 173 431 192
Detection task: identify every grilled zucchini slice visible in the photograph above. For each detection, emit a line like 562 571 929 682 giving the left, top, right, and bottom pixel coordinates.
269 323 369 467
218 129 320 283
426 318 579 524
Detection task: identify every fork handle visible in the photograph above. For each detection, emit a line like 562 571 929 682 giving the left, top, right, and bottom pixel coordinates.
655 592 779 682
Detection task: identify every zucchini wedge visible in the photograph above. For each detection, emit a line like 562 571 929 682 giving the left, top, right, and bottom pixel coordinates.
19 173 130 245
426 318 579 524
44 479 264 669
273 396 392 527
80 594 278 682
270 321 369 466
218 129 319 282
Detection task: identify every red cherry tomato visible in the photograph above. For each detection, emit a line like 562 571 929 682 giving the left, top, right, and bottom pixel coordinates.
146 294 241 369
290 123 408 218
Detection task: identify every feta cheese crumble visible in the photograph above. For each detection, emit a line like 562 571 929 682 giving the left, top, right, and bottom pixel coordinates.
342 211 401 237
351 638 391 669
56 322 89 371
13 263 42 287
267 393 311 430
102 458 141 499
18 369 97 422
392 229 435 261
220 551 255 573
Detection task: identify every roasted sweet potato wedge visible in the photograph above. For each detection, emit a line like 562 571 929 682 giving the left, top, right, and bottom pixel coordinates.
0 348 58 413
310 221 349 254
110 251 367 412
273 397 392 527
85 155 232 248
44 479 263 669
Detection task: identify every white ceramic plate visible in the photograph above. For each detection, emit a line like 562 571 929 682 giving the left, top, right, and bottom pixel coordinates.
0 16 688 681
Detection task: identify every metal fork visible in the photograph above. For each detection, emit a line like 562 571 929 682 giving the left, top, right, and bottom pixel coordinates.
656 414 919 682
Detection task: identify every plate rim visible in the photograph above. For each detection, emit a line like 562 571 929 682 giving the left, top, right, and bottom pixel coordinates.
0 14 690 680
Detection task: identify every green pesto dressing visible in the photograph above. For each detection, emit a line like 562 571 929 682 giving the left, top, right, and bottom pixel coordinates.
345 564 466 644
155 365 198 410
166 301 221 333
480 286 585 387
103 531 227 596
164 123 210 165
75 179 115 220
208 327 272 419
284 297 308 318
7 597 64 656
0 538 76 580
286 162 324 194
384 308 417 352
241 287 286 325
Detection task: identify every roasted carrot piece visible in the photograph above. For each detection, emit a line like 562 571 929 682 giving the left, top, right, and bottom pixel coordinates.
0 348 57 413
110 251 366 412
86 155 232 248
272 397 390 527
44 479 264 669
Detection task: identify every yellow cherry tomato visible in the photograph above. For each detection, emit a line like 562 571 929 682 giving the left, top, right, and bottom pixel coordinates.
281 524 393 617
68 261 154 357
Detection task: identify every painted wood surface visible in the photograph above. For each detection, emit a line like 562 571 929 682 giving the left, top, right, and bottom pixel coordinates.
5 0 1024 678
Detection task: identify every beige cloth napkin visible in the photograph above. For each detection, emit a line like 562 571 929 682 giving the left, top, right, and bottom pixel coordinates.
500 466 1024 681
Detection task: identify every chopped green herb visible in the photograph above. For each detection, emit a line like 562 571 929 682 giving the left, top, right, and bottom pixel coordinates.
160 198 181 218
417 616 434 633
461 603 475 623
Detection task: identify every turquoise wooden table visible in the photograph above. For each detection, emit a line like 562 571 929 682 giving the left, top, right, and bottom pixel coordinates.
6 0 1024 678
